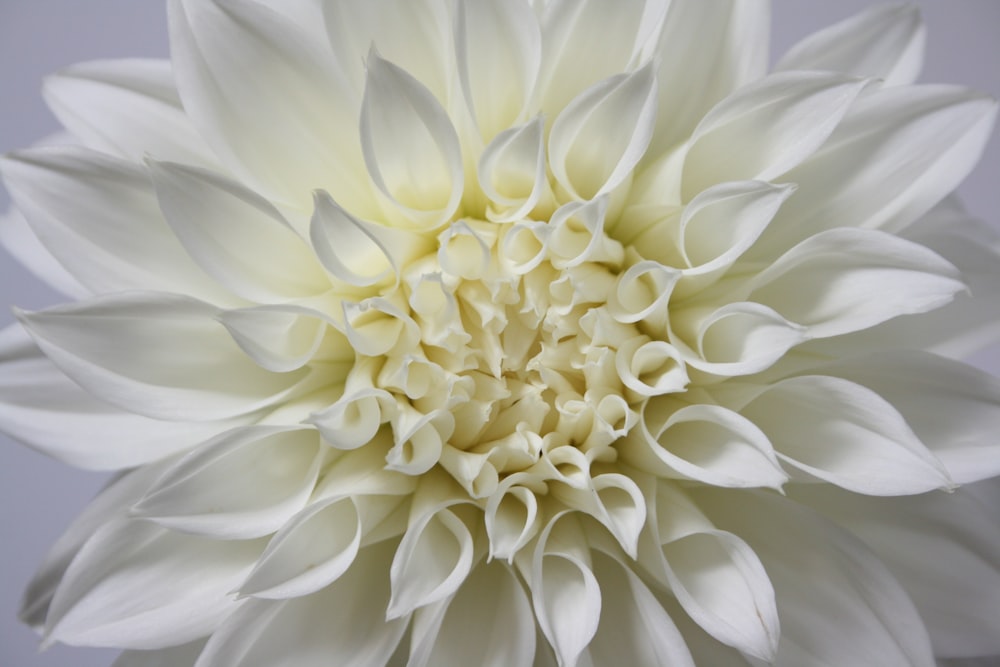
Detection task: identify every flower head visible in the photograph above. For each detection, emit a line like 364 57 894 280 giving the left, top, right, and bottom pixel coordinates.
3 1 1000 665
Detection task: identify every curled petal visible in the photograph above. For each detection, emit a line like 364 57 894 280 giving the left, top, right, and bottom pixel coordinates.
615 336 689 396
552 473 647 557
479 117 551 223
606 260 679 326
219 304 352 373
670 302 808 377
530 514 602 667
547 197 623 269
549 61 658 201
386 406 454 475
485 476 543 562
622 403 787 489
387 507 475 619
239 494 403 600
360 49 463 228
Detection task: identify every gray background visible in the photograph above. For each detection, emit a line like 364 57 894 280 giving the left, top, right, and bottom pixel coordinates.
0 2 997 666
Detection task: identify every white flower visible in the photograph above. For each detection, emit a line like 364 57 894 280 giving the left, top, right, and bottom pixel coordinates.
2 1 1000 665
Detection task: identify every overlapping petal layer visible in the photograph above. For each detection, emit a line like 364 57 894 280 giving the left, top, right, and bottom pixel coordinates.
2 1 999 666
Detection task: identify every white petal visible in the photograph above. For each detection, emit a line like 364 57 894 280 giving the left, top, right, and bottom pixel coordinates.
310 191 432 288
588 552 695 667
387 507 474 619
44 58 219 167
548 62 658 200
552 473 647 557
696 489 937 667
148 159 328 302
360 49 464 229
112 641 206 667
741 375 952 495
478 116 550 223
0 205 88 298
671 301 807 377
649 0 770 157
0 325 236 470
167 0 372 213
747 228 965 338
614 336 689 396
484 479 542 562
0 147 237 303
818 351 1000 484
195 540 407 667
792 484 1000 659
17 292 313 421
45 519 260 649
672 181 796 298
776 4 924 87
531 514 601 667
322 0 452 102
455 0 540 140
20 465 170 630
622 404 787 489
219 303 352 373
239 494 403 600
132 426 323 539
759 85 998 251
644 482 779 660
681 72 867 200
537 0 650 115
408 562 536 667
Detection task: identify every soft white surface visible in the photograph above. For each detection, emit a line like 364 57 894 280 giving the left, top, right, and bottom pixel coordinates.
0 2 997 666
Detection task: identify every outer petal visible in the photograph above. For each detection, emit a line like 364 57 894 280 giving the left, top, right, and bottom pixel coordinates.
407 562 536 667
740 375 952 495
148 159 329 303
536 0 651 116
0 205 87 299
168 0 373 213
681 72 867 200
43 59 220 167
791 484 1000 659
20 465 170 630
0 147 238 303
455 0 541 140
112 641 206 667
776 4 924 86
746 227 965 339
17 292 314 421
648 0 770 158
132 426 324 539
695 489 937 667
755 85 998 255
0 325 237 470
817 351 1000 484
45 519 261 649
194 540 407 667
587 551 696 667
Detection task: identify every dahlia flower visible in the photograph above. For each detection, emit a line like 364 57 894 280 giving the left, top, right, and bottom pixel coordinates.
2 1 1000 665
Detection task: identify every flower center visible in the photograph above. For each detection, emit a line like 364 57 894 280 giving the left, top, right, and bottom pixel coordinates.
316 211 691 501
